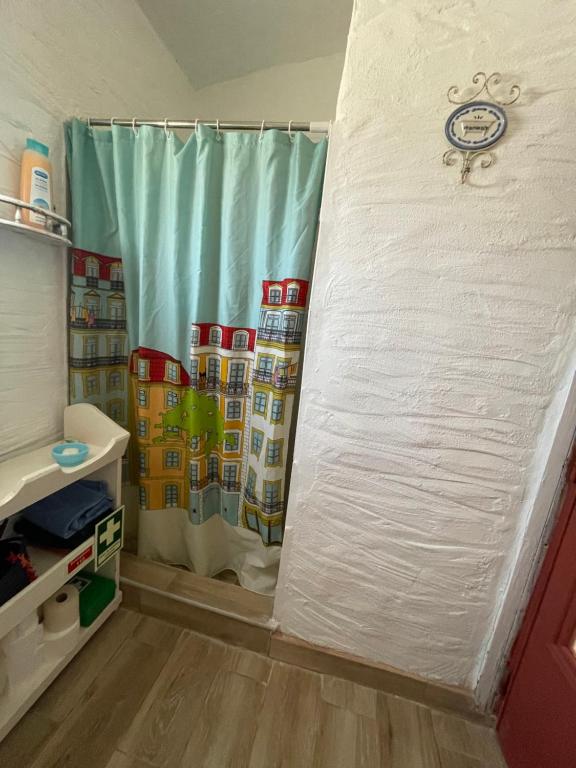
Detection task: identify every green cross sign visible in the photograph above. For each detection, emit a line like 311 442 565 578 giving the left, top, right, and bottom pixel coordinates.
95 506 124 569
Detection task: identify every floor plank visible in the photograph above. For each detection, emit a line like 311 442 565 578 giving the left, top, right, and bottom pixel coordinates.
438 747 485 768
249 664 323 768
34 608 142 721
312 704 381 768
432 710 507 767
131 612 183 650
387 695 443 768
225 644 273 684
181 668 267 767
104 752 156 768
0 711 56 768
0 607 507 768
28 629 177 768
118 631 229 766
321 674 378 718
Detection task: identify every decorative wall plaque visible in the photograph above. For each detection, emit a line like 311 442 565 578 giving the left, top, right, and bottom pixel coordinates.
443 72 521 183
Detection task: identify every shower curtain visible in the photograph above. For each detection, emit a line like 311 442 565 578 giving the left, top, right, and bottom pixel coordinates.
66 119 326 593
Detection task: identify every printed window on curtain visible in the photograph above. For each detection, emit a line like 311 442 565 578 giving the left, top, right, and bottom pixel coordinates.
246 467 257 496
165 485 179 507
109 371 122 389
86 260 98 278
264 481 281 508
190 359 199 385
111 264 123 282
86 337 97 358
287 286 299 303
254 392 267 415
223 465 238 490
229 362 244 385
271 399 283 422
233 331 248 350
86 296 99 317
266 313 281 330
65 117 327 592
208 455 219 482
207 358 220 386
269 287 282 304
224 432 240 452
227 400 242 420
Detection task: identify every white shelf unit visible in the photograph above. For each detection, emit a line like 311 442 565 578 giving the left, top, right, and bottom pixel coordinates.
0 403 130 742
0 193 71 247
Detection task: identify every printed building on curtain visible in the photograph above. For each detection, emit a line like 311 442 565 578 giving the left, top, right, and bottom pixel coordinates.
128 349 191 511
69 249 128 425
243 278 308 540
187 322 256 529
127 277 308 545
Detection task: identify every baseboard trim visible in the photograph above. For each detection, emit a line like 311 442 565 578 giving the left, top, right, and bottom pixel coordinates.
270 631 489 723
120 554 491 723
121 575 277 630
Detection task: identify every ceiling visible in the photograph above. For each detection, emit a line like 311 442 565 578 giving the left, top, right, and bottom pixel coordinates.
136 0 353 90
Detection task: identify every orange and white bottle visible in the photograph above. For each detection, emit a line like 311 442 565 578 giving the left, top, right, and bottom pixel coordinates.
19 138 53 227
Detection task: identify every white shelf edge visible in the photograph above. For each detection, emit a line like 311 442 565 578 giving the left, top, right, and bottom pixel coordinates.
0 404 130 521
0 536 96 642
0 593 122 742
0 217 71 247
0 193 71 247
0 193 70 227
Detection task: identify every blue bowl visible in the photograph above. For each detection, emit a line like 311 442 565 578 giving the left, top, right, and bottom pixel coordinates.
51 441 89 467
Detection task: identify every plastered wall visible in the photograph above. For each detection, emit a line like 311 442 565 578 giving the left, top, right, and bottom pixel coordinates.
274 0 576 696
0 0 196 458
194 53 345 122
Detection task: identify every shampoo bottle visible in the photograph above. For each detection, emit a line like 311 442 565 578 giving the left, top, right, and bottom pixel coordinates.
19 138 53 227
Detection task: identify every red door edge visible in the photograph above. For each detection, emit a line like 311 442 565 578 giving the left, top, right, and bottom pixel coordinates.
496 440 576 719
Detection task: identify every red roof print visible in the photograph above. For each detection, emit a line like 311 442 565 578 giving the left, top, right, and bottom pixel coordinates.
261 278 308 308
190 323 256 351
72 248 121 280
130 347 190 385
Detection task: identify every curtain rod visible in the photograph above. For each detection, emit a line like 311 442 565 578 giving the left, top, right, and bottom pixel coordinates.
86 118 330 134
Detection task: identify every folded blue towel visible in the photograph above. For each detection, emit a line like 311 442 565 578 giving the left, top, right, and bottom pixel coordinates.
21 480 113 540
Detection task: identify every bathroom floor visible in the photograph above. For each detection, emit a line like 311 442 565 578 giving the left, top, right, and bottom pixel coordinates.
0 609 507 768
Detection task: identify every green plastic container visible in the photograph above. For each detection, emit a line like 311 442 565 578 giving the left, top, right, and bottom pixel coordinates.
69 571 116 627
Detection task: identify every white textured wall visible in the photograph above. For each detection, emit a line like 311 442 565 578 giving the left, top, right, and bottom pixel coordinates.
0 0 196 458
275 0 576 696
194 53 345 122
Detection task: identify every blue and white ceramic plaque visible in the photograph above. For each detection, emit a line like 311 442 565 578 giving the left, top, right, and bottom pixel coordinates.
444 100 507 151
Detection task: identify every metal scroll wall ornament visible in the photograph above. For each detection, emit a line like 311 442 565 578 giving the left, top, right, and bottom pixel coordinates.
443 72 521 184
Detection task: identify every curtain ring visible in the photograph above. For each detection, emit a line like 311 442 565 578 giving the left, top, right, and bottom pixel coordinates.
288 120 294 141
194 118 199 133
164 118 171 138
216 118 221 139
259 120 265 142
132 118 138 136
110 117 117 127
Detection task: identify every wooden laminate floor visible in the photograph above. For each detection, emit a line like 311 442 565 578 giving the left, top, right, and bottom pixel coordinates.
0 609 507 768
